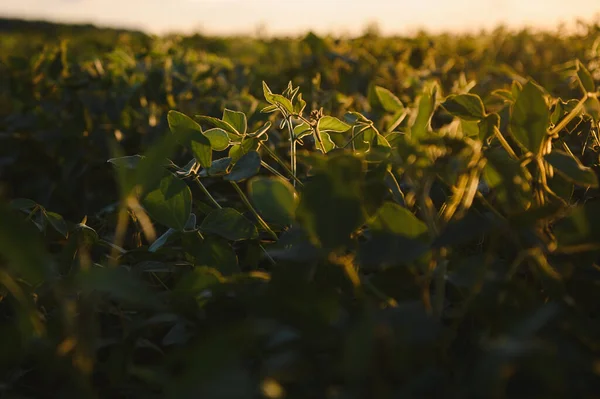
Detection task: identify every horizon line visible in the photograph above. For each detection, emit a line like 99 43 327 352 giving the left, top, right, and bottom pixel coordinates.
2 12 599 38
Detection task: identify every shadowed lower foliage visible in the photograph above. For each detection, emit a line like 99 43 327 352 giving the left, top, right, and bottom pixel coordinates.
2 18 600 399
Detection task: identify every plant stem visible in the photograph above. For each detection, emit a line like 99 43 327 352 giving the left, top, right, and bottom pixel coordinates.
493 126 518 159
313 124 327 153
548 95 587 137
230 181 278 242
194 176 276 266
259 143 303 186
343 124 372 149
297 114 326 153
260 160 288 181
286 117 297 187
193 176 221 209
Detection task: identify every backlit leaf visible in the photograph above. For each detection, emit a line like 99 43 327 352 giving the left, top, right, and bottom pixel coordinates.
204 128 230 151
168 111 212 167
374 86 404 113
544 150 598 187
411 82 438 140
576 59 595 93
195 115 240 139
441 93 486 121
369 202 428 238
318 116 351 134
222 109 247 135
509 81 549 154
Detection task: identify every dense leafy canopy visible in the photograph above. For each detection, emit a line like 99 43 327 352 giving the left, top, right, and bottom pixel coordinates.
2 17 600 398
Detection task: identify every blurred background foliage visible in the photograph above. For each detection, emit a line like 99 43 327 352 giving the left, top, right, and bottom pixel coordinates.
2 17 600 398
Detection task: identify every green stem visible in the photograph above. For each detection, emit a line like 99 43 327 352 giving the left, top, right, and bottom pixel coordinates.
259 143 303 186
286 117 297 187
230 181 278 242
194 176 276 266
343 124 372 149
260 160 288 181
548 95 587 137
493 126 518 159
296 114 326 154
193 176 221 209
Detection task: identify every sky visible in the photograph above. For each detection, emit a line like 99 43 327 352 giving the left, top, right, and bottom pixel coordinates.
1 0 600 36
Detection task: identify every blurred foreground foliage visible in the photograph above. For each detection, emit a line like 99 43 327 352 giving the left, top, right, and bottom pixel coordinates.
2 17 600 398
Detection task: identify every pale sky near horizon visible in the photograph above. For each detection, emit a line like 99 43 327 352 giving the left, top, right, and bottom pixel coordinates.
1 0 600 36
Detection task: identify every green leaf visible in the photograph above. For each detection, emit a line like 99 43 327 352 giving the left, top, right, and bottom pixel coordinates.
386 109 407 132
77 267 162 309
544 150 598 188
369 202 428 238
294 92 307 114
74 223 99 246
228 137 259 163
207 157 232 176
294 122 312 139
492 89 514 102
195 115 240 139
551 100 565 125
547 172 574 202
410 82 438 141
262 81 294 114
576 59 595 93
345 111 372 124
10 198 37 211
373 133 391 148
203 128 230 151
320 131 336 153
175 266 224 295
441 93 486 121
359 233 430 269
478 113 500 141
318 116 351 134
509 81 550 154
44 211 68 238
107 155 144 169
374 86 404 113
248 121 272 139
222 109 247 135
143 174 192 231
191 236 239 275
261 104 278 114
134 134 181 196
167 111 212 167
484 147 533 212
296 153 365 248
168 110 202 141
585 96 600 123
554 202 600 251
224 151 261 182
189 132 212 168
200 208 258 241
248 176 298 225
352 125 378 153
149 228 176 252
271 94 295 115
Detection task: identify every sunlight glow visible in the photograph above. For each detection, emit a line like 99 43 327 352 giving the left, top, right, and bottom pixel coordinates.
1 0 599 35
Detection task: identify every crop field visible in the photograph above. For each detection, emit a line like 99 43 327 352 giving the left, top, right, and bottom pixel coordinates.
2 18 600 398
